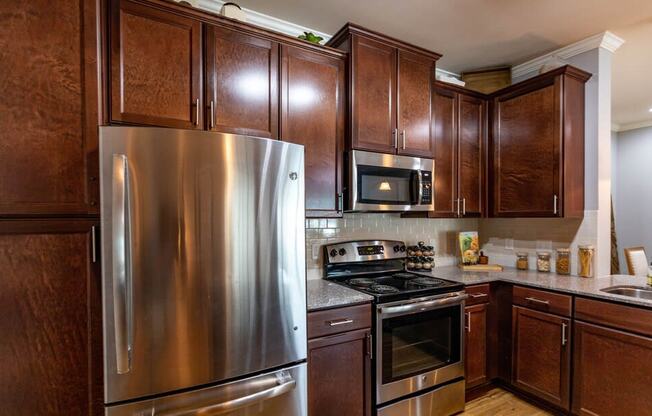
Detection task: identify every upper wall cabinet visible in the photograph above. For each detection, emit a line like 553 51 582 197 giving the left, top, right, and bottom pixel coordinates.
280 45 346 217
110 0 202 129
430 82 487 218
205 25 279 138
328 24 440 158
490 65 591 218
0 0 100 216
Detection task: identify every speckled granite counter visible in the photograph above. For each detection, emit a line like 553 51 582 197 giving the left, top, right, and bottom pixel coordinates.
415 266 652 308
307 279 373 311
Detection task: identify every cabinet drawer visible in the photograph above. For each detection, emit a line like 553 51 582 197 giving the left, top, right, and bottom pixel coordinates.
575 297 652 338
513 286 572 317
308 303 372 339
465 284 490 305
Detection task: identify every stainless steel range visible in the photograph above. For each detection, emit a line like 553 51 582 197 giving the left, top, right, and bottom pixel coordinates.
324 240 466 416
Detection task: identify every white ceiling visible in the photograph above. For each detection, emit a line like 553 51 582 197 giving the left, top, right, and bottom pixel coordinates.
233 0 652 127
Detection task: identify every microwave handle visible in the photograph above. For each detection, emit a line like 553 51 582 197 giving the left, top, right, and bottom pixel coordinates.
417 170 423 204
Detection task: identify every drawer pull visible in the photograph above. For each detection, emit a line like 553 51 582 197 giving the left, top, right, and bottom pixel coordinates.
525 296 550 306
328 318 353 327
469 293 488 299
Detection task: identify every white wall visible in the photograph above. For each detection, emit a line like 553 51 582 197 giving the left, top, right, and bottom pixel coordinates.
613 126 652 270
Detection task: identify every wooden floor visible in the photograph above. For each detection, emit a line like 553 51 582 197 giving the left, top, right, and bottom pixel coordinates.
461 388 552 416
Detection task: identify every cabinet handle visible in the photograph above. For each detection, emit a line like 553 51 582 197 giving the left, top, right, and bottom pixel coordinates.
553 194 558 215
194 98 200 126
465 312 471 333
327 318 353 327
462 198 466 216
456 198 460 217
392 129 398 149
337 193 343 213
469 293 488 299
401 130 406 149
366 333 373 359
525 296 550 306
91 225 97 263
561 322 568 346
209 100 215 129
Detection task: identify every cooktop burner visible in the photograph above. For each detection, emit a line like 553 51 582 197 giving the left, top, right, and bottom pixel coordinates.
368 284 400 294
333 271 462 301
347 278 375 287
411 277 445 287
393 272 417 280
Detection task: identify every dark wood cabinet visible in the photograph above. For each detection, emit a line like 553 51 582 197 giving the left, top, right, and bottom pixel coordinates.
0 220 102 415
430 83 486 218
465 303 488 389
205 25 279 138
512 305 571 410
328 24 440 158
573 321 652 416
490 66 590 218
397 51 435 157
0 0 99 216
280 45 345 217
110 0 202 129
308 304 372 416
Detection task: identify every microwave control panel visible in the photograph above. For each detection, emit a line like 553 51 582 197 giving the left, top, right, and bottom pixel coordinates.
420 171 432 204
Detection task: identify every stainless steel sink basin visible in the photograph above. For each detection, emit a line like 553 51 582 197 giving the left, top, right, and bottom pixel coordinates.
601 285 652 300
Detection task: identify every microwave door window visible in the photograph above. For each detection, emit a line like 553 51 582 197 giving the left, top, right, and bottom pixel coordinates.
381 306 461 384
358 166 414 205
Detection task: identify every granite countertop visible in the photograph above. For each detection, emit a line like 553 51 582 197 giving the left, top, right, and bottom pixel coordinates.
416 266 652 308
307 279 374 311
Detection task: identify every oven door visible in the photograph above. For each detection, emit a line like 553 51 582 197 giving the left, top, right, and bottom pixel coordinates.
349 150 433 212
375 292 466 405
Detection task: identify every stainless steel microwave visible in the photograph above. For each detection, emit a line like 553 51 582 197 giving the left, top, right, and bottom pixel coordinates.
348 150 434 212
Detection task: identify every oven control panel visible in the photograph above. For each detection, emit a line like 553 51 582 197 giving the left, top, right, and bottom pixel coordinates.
419 171 432 204
324 240 407 264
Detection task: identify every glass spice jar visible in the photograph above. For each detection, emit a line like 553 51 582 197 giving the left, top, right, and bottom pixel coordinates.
516 253 529 270
578 245 595 278
556 248 571 275
537 252 551 272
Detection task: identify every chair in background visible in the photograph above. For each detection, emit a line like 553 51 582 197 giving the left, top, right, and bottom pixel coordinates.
624 247 649 276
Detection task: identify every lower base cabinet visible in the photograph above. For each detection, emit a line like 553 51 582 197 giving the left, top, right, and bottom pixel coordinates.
0 219 102 415
465 304 487 389
307 305 372 416
511 306 570 411
573 321 652 416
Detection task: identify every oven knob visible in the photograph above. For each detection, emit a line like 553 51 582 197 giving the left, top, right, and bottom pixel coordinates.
393 245 400 252
329 249 338 257
400 245 406 252
339 248 347 256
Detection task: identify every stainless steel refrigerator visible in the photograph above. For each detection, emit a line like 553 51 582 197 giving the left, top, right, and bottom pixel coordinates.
100 126 307 415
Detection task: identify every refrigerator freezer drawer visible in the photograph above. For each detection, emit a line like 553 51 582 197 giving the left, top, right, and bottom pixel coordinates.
377 379 465 416
105 363 307 416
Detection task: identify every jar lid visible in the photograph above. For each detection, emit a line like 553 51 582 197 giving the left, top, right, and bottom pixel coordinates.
556 248 571 253
579 245 595 250
537 251 551 257
516 252 528 257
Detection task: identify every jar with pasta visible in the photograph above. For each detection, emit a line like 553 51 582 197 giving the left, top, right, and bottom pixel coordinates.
578 245 595 278
537 252 551 272
516 253 529 270
556 248 571 275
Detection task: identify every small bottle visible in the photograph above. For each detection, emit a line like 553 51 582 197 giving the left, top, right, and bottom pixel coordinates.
537 252 551 272
556 249 571 275
479 251 489 265
516 253 529 270
578 245 595 278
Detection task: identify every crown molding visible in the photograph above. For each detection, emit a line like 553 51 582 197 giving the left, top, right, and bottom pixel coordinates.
196 0 331 41
436 67 461 79
612 119 652 133
512 31 625 80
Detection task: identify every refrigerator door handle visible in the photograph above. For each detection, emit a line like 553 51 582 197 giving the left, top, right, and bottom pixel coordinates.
160 374 297 416
112 154 133 374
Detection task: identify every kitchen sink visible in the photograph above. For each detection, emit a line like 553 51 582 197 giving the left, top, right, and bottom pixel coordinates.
600 285 652 300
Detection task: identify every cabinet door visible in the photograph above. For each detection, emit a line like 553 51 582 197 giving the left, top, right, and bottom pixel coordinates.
280 46 345 217
432 87 458 217
308 329 371 416
206 25 279 138
492 78 561 217
110 0 201 128
458 94 485 217
573 321 652 416
512 306 570 410
397 50 435 158
0 0 99 216
351 35 397 154
465 304 487 389
0 220 102 415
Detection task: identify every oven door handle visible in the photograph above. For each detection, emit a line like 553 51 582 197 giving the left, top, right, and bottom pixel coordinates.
378 293 468 317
